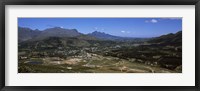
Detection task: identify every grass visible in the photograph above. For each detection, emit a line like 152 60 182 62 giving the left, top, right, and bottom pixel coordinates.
18 52 179 73
18 60 177 73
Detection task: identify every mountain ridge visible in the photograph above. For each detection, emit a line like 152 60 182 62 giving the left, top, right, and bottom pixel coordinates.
18 27 182 43
148 31 182 46
34 27 82 40
87 31 123 40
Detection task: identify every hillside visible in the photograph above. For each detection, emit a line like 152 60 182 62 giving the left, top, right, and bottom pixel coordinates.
148 31 182 46
19 27 82 41
18 27 42 42
18 29 182 73
34 27 82 40
88 31 122 40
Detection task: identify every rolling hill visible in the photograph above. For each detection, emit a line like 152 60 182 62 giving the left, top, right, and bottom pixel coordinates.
148 31 182 46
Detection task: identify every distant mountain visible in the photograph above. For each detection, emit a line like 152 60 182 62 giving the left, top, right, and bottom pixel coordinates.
87 31 149 42
18 27 98 42
34 27 82 40
20 27 176 43
148 31 182 46
18 27 42 42
88 31 123 40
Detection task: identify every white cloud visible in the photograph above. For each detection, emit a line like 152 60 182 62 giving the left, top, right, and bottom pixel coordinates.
121 31 130 34
145 18 181 24
151 19 158 23
121 31 125 33
145 19 158 23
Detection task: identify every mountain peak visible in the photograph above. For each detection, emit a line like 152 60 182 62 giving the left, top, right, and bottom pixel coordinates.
18 27 82 42
18 27 33 31
18 27 42 42
88 31 121 40
45 27 64 30
91 31 107 35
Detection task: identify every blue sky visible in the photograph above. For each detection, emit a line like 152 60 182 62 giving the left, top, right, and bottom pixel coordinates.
18 18 182 37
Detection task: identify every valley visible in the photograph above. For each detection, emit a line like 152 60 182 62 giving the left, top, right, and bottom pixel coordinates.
18 27 182 73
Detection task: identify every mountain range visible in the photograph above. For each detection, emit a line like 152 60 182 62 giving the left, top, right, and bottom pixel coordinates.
18 27 83 42
18 27 136 42
18 27 182 45
18 27 42 42
88 31 124 40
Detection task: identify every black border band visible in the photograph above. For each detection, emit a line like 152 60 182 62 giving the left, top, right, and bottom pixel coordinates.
0 0 199 91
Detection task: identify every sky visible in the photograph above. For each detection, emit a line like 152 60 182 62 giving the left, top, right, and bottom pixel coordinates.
18 18 182 37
